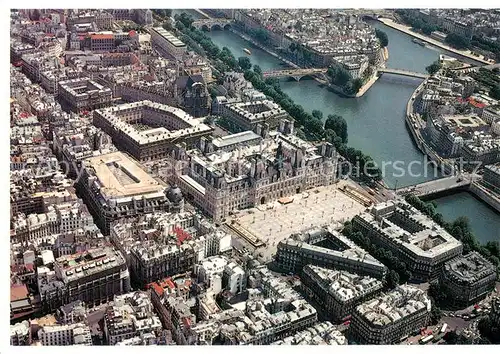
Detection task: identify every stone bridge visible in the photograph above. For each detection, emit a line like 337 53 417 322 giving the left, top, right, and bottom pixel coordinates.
192 18 233 31
262 68 328 81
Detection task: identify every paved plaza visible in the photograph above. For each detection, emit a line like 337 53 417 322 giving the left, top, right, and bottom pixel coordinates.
229 180 368 262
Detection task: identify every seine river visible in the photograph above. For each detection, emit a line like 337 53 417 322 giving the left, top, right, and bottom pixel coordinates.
173 9 499 243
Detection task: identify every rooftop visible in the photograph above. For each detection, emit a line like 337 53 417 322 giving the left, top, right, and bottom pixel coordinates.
83 151 165 199
271 321 347 345
151 27 186 47
94 100 212 146
303 264 383 303
355 285 431 327
355 201 463 259
211 131 262 150
443 251 496 284
55 246 126 283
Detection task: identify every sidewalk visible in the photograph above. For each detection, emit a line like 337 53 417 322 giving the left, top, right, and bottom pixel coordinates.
356 74 380 97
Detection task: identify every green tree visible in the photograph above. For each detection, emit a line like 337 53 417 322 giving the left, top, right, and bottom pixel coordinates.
253 65 263 77
490 84 500 100
312 110 323 120
177 13 194 28
386 270 400 289
375 29 389 47
426 60 442 75
430 300 442 325
252 28 269 43
162 21 173 31
350 78 363 94
325 114 348 144
238 56 252 71
445 33 471 50
328 66 351 86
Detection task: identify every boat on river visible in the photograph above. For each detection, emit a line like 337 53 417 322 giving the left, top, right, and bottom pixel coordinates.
243 48 251 55
412 38 426 46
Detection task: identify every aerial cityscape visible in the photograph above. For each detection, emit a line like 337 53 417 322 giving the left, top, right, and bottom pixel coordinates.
9 7 500 346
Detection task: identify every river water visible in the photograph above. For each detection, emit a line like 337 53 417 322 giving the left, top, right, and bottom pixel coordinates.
172 10 499 243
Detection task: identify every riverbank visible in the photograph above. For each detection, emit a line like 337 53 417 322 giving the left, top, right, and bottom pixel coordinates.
204 16 500 241
469 182 500 213
378 18 492 66
405 76 500 214
229 27 299 68
405 76 458 175
229 27 384 98
356 74 380 97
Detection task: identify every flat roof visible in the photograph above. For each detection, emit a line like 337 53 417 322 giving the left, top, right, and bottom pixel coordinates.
152 27 186 47
84 151 164 199
212 131 261 149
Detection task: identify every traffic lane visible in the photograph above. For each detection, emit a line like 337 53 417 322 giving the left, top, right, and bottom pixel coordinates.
441 316 468 332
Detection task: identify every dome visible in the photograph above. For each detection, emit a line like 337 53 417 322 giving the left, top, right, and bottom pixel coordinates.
166 184 183 204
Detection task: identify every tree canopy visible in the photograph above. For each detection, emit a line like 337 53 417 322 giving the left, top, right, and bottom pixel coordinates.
325 114 348 144
426 60 442 75
490 84 500 100
445 33 471 50
238 56 252 71
327 66 351 87
375 29 389 47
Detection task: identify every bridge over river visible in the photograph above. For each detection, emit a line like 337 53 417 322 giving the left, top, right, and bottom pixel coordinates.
396 174 472 197
262 67 428 81
192 18 233 30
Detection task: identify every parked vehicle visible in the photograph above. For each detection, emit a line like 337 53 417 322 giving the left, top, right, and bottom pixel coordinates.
420 335 434 344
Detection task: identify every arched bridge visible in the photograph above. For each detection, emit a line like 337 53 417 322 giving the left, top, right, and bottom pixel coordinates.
192 19 233 31
340 9 397 21
377 68 429 79
262 68 328 81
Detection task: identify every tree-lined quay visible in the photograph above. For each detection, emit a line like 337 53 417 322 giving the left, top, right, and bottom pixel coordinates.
173 13 383 182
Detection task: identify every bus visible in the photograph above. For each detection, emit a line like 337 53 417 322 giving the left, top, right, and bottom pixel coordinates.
419 335 434 344
440 323 447 334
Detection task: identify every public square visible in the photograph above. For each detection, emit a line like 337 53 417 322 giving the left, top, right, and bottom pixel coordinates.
230 180 368 262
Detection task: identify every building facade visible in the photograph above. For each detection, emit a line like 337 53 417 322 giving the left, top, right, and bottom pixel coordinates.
275 227 387 279
77 151 173 234
58 77 113 112
220 100 289 132
53 247 130 306
168 124 338 221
